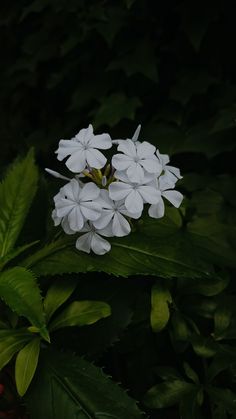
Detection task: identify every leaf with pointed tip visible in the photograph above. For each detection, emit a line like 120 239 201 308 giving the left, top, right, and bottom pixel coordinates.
25 349 143 419
144 379 195 409
22 216 214 279
49 301 111 332
44 278 77 322
0 329 32 370
0 149 38 258
0 267 47 338
15 337 41 396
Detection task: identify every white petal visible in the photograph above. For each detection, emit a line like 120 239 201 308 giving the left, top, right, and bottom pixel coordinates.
79 182 100 200
127 163 144 183
162 190 183 208
56 139 83 161
166 165 182 179
65 150 87 173
52 209 61 226
138 185 161 204
112 154 134 171
56 200 76 218
75 125 93 145
89 133 112 149
118 139 136 157
68 206 84 231
109 182 132 201
76 232 93 253
156 150 170 166
114 170 132 183
91 233 111 255
97 221 114 237
148 198 165 219
125 190 144 213
93 211 113 229
80 201 102 221
97 189 114 209
137 141 156 158
86 149 107 169
61 217 75 235
140 158 162 174
112 212 131 237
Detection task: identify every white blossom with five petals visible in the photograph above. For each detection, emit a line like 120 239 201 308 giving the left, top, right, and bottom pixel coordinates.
112 139 161 183
56 124 112 173
54 179 101 232
148 177 183 219
109 171 161 214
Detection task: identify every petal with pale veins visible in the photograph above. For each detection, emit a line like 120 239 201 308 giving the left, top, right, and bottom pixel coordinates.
109 182 131 201
162 190 183 208
86 148 107 169
148 198 165 219
89 133 112 149
91 233 111 255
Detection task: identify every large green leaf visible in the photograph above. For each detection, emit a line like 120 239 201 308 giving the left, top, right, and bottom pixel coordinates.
0 267 48 340
49 301 111 332
0 329 32 370
22 215 213 279
15 337 41 396
25 349 143 419
0 149 38 258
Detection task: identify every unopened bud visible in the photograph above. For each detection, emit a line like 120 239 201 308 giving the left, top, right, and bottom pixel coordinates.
102 176 107 186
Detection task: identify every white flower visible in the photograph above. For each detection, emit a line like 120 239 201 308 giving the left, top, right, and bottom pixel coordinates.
76 223 111 255
54 179 101 231
109 171 161 214
112 139 161 183
156 150 182 185
93 190 140 237
148 177 183 219
56 124 112 173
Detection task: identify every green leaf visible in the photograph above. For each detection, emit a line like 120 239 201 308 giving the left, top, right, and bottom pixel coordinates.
92 93 142 128
207 386 236 414
183 363 199 385
44 278 77 322
179 389 203 419
0 241 39 271
0 149 38 258
191 335 217 358
22 216 214 279
25 349 143 419
144 380 195 409
179 275 229 297
15 337 41 396
151 282 172 332
0 329 32 370
0 267 47 339
214 306 232 339
49 301 111 332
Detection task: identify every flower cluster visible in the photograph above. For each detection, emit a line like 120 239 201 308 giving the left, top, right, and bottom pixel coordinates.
46 124 183 255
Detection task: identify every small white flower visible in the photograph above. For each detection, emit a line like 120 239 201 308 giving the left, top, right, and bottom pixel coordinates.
54 179 101 231
109 171 161 214
76 223 111 255
156 150 182 185
148 177 183 219
56 124 112 173
112 139 161 183
93 190 140 237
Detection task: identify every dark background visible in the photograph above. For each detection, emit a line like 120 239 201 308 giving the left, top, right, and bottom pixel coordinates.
0 0 236 174
1 1 236 418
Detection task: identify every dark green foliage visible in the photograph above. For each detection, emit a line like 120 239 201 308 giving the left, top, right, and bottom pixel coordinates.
1 1 236 418
25 349 143 419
